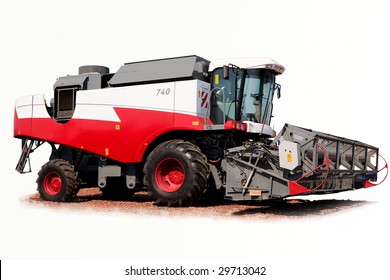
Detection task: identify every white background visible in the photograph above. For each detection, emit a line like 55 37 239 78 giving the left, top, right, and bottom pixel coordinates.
1 0 389 279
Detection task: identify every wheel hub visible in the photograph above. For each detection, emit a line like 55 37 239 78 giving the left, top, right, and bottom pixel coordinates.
155 158 185 192
44 172 62 196
168 169 185 185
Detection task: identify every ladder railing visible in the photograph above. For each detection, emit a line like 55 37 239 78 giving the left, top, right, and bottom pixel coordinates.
15 138 43 174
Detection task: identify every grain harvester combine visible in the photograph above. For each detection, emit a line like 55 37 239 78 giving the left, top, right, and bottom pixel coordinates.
14 55 387 206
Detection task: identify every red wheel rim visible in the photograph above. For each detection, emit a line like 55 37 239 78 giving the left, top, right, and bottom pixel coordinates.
155 158 185 192
43 172 62 196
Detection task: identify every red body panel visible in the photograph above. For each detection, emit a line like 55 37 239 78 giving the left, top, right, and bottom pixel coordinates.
14 107 210 163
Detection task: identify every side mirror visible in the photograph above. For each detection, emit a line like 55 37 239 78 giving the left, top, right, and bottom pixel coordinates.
222 65 229 79
275 83 281 99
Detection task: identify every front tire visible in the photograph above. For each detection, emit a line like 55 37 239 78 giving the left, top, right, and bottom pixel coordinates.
37 159 77 201
144 140 209 206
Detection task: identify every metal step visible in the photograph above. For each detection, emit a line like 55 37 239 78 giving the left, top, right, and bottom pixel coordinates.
15 138 44 174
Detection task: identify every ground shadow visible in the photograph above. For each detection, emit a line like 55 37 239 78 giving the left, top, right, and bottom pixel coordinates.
25 188 375 218
73 190 154 203
231 199 374 217
26 189 154 204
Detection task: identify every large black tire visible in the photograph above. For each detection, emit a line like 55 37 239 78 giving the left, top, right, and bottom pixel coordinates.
36 159 77 202
144 140 209 206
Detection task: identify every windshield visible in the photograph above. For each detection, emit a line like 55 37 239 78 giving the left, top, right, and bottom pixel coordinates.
241 69 276 125
210 67 277 125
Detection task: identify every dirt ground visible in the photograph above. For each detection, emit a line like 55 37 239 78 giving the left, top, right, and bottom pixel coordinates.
22 188 374 220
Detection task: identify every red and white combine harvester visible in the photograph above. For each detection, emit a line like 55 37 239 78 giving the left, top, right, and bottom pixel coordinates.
14 55 387 206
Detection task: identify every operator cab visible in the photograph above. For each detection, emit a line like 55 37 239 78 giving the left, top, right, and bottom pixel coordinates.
209 58 284 137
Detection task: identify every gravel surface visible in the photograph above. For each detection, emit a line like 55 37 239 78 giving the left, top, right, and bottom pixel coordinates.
22 188 373 219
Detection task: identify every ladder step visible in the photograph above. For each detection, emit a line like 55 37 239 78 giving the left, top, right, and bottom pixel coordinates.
15 139 34 174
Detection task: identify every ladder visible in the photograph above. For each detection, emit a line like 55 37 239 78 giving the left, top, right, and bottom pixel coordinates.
15 138 41 174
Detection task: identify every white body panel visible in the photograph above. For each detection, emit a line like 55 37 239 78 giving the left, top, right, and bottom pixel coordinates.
15 95 34 119
74 82 175 122
243 121 275 137
15 95 49 119
175 80 211 118
16 80 211 123
32 95 51 119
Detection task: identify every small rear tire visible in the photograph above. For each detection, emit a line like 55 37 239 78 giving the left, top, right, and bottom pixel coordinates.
37 159 77 202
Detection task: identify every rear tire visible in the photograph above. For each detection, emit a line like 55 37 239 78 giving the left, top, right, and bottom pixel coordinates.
144 140 209 206
37 159 77 202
